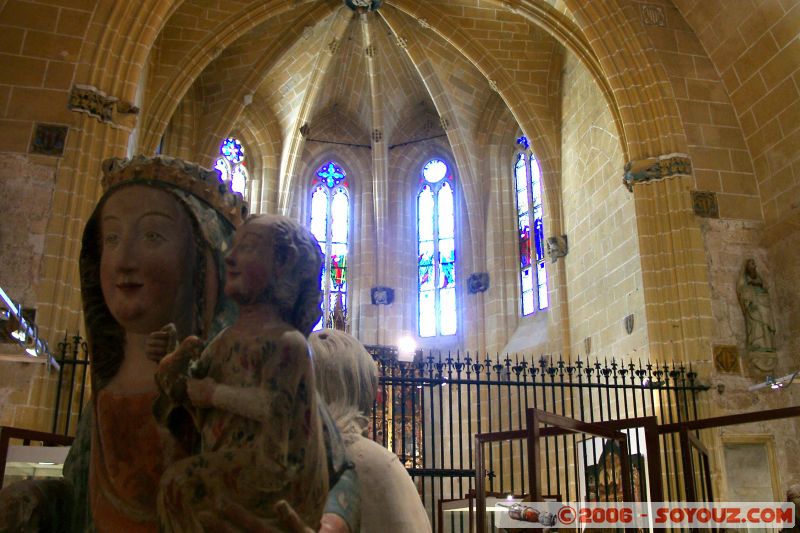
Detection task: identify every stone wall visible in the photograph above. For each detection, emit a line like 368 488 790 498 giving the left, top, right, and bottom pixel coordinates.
701 217 800 498
0 153 83 432
560 51 649 361
0 154 56 306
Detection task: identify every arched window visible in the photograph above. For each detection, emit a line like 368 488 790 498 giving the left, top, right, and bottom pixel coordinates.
417 158 456 337
214 137 248 195
515 136 548 316
309 160 350 330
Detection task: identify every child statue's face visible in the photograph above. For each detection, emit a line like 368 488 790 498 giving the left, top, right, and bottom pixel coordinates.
224 219 275 304
100 185 195 334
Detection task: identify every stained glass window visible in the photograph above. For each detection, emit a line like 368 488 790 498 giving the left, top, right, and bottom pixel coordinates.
215 137 248 195
515 137 548 315
418 158 456 337
310 160 350 330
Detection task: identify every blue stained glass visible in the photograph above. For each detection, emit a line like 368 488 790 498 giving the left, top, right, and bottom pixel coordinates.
418 241 434 290
515 148 548 316
310 160 351 328
439 238 455 288
317 161 346 188
417 159 457 336
221 137 245 164
534 218 544 262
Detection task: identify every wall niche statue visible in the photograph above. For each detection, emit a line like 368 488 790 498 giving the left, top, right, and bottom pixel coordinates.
736 258 777 373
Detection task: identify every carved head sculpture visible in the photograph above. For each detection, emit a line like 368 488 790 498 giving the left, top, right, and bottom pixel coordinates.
227 214 323 337
80 156 245 390
745 258 758 279
308 328 378 436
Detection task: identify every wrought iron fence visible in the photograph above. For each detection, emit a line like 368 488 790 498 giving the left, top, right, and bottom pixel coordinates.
51 339 709 532
365 347 708 532
52 333 90 436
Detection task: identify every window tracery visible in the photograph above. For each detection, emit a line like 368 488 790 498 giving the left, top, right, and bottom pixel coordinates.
515 136 548 315
310 160 350 330
418 158 457 337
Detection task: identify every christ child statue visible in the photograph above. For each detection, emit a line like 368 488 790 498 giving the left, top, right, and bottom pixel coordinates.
155 214 329 532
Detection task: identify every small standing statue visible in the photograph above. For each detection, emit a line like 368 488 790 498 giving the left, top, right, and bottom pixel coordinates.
736 258 777 372
331 292 347 332
155 214 329 531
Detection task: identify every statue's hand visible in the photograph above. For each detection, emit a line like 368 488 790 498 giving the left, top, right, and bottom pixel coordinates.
186 377 217 408
273 500 316 533
146 323 178 363
159 335 203 372
319 513 351 533
155 335 203 402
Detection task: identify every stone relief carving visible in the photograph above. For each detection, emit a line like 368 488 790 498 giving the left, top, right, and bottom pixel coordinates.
713 345 740 374
692 190 719 218
371 286 394 305
30 124 68 156
326 38 340 55
624 314 634 335
640 4 666 27
467 272 490 294
68 84 117 124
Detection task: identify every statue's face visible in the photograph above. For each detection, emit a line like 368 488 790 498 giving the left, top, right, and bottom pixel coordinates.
224 219 274 304
100 186 194 334
746 259 757 277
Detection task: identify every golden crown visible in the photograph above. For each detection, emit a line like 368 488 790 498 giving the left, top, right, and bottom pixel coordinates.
101 155 247 227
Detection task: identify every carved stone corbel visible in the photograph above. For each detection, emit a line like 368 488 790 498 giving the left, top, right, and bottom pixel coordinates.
622 153 692 191
546 235 568 263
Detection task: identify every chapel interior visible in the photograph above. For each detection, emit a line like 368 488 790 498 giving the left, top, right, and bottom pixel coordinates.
0 0 798 523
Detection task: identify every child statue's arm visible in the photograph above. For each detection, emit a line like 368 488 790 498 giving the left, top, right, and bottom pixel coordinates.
186 331 309 425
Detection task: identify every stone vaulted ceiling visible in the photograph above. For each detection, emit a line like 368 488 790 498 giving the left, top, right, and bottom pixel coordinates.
143 0 569 185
